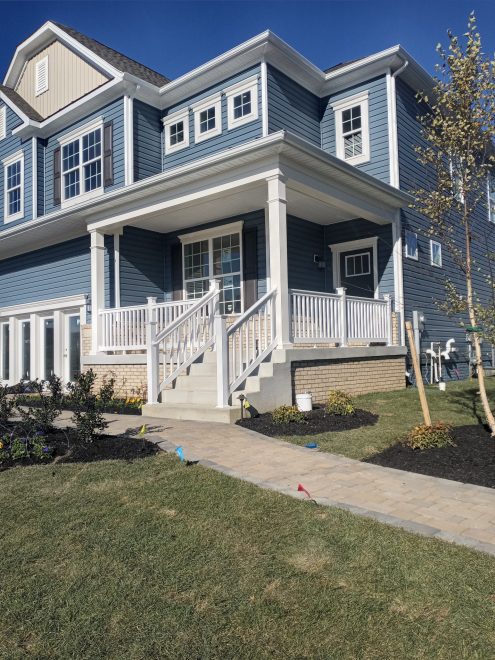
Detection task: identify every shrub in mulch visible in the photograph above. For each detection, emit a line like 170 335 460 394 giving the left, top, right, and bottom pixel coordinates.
237 406 378 437
16 394 143 416
365 424 495 489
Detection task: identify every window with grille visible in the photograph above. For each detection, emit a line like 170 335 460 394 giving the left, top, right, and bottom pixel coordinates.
332 91 370 165
3 151 24 222
226 77 258 129
61 125 102 201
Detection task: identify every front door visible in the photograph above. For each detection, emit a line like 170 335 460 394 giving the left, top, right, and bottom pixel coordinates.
339 247 375 298
64 314 81 382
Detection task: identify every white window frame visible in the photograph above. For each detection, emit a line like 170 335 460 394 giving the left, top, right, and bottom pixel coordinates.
488 175 495 224
179 221 244 315
331 91 370 165
430 240 443 268
344 251 371 278
59 118 104 209
163 109 190 155
404 230 418 260
449 159 465 203
0 321 10 384
3 150 24 223
225 76 259 130
192 93 222 143
0 106 5 141
39 315 55 382
35 56 49 96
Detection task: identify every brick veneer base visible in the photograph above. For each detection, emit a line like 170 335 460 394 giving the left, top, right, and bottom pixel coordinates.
291 355 406 403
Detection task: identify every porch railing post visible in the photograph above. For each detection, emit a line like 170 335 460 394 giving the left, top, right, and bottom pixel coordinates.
146 296 159 404
384 294 393 346
337 287 347 347
215 314 229 408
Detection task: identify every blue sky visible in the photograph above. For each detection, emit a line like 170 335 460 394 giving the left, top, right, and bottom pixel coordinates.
1 1 495 81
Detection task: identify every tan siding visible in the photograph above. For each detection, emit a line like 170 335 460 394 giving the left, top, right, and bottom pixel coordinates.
15 40 110 119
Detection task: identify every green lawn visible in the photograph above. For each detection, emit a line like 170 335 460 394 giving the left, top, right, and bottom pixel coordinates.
279 379 495 460
1 453 495 658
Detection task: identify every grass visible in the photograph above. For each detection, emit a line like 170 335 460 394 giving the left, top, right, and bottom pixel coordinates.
279 379 495 460
1 453 495 658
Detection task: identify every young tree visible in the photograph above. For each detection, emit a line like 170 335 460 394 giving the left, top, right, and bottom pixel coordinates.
413 12 495 435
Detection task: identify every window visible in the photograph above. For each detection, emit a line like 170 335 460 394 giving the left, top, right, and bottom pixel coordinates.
225 76 259 129
43 318 54 380
35 56 49 96
1 323 9 382
331 91 370 165
449 159 464 203
345 252 371 277
430 240 442 268
21 320 30 380
59 121 103 205
192 94 222 143
181 224 242 315
0 106 5 141
163 110 189 154
3 151 24 222
488 175 495 223
404 230 418 260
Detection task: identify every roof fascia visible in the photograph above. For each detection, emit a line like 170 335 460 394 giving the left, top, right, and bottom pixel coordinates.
0 91 31 124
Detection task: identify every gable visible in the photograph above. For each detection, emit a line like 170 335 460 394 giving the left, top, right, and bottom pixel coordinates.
14 39 110 119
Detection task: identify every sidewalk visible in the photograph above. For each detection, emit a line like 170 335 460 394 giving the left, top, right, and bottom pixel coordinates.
63 412 495 556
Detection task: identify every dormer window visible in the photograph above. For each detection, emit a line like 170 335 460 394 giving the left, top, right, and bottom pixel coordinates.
331 91 370 165
3 151 24 223
225 76 259 129
192 94 222 143
35 56 49 96
163 109 190 155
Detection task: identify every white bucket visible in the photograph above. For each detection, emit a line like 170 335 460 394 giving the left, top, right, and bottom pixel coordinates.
296 392 313 412
439 382 446 392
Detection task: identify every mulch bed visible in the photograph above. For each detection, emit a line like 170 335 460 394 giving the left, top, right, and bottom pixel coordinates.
236 407 378 437
16 396 142 416
365 424 495 489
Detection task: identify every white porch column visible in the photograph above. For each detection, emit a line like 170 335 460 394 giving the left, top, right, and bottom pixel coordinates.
90 230 105 354
266 174 291 348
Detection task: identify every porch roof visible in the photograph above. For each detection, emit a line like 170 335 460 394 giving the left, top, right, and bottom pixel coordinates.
0 131 410 259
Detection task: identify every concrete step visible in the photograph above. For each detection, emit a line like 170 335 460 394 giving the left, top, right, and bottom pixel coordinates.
142 402 240 423
189 361 217 376
162 388 218 405
175 374 217 391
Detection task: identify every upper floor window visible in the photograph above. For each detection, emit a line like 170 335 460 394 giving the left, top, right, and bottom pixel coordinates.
3 151 24 223
404 230 418 260
430 240 442 268
449 159 464 203
35 56 49 96
192 94 222 143
0 106 5 141
331 91 370 165
59 120 104 207
488 175 495 223
225 76 259 129
163 109 189 155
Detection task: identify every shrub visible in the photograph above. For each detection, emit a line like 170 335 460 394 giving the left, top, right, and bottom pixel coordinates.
0 432 51 464
405 422 454 450
272 405 306 425
325 390 355 416
68 370 114 444
0 384 16 425
17 376 63 432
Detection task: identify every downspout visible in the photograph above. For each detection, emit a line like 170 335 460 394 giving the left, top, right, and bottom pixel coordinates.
387 58 409 346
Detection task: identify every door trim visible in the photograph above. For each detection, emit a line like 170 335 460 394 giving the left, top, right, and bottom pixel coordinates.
329 237 379 298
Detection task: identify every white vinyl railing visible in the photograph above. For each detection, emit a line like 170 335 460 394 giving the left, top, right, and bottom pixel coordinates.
291 287 393 346
99 300 193 351
215 289 277 407
146 280 220 403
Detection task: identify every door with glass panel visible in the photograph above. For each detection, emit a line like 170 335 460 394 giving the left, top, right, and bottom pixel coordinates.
64 314 81 382
0 323 9 383
42 317 55 381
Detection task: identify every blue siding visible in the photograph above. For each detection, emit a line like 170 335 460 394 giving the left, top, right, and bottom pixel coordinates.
287 216 325 291
0 101 33 229
267 66 321 146
0 236 91 307
119 227 165 306
321 76 390 183
44 97 125 215
133 100 162 181
162 66 262 171
396 77 494 375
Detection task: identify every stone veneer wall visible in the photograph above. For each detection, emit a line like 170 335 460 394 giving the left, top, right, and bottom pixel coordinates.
291 355 405 403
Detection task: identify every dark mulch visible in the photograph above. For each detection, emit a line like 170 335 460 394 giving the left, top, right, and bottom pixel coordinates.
16 395 142 416
236 407 378 437
365 424 495 489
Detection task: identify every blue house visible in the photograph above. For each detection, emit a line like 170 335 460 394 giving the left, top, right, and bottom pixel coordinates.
0 22 492 421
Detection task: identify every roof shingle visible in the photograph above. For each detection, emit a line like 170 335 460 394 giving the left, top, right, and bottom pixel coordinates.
0 85 43 122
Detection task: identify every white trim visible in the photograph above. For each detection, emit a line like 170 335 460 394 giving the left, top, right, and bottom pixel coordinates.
329 236 379 298
331 91 370 166
0 294 87 320
3 149 24 223
35 56 49 96
58 117 103 146
192 93 222 143
0 105 5 141
226 78 259 129
114 230 121 307
404 229 418 260
260 59 268 137
430 239 442 268
344 251 371 277
39 314 55 380
392 210 405 345
386 70 398 188
179 220 244 244
0 320 10 383
488 175 495 224
163 108 190 154
124 94 134 185
31 136 37 221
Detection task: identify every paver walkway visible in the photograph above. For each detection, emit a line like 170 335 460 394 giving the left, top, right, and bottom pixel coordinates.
61 412 495 556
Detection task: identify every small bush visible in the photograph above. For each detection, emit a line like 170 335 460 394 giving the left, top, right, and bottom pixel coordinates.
405 422 454 450
325 390 355 416
0 384 15 424
17 376 63 432
0 431 52 465
68 370 115 444
272 405 306 425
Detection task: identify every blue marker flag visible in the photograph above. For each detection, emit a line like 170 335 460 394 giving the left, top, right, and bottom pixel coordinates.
175 446 184 462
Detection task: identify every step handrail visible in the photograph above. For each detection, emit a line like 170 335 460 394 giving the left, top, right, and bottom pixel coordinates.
154 285 219 344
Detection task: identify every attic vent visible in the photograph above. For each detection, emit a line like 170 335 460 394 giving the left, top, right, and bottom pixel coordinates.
35 56 49 96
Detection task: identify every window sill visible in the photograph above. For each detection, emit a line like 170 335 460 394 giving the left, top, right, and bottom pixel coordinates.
4 211 24 224
342 153 370 166
194 126 222 143
227 113 258 130
61 187 104 210
165 141 188 155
